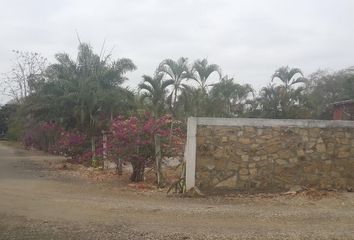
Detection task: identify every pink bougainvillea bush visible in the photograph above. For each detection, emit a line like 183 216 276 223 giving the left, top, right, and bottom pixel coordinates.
21 113 186 182
56 130 87 161
23 121 63 153
22 121 94 163
109 113 186 182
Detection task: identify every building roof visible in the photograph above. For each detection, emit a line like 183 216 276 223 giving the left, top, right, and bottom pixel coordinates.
332 99 354 106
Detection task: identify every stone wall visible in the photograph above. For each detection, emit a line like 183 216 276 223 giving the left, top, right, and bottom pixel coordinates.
189 118 354 193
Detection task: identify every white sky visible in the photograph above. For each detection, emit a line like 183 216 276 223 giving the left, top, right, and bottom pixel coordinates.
1 0 354 103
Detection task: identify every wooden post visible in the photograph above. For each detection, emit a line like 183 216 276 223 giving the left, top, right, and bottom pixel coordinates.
154 134 163 187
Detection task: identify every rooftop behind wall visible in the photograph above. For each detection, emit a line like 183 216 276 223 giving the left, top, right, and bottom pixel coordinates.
185 118 354 193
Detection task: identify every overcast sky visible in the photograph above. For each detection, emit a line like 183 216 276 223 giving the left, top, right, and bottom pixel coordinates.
1 0 354 103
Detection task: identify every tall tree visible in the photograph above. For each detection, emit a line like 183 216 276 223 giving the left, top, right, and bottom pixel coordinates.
257 84 283 118
268 66 307 118
209 76 254 117
1 50 47 103
256 83 308 119
177 85 208 117
138 74 174 186
46 43 136 129
26 43 137 160
156 57 191 116
305 68 354 119
190 58 221 92
271 66 306 90
138 74 174 117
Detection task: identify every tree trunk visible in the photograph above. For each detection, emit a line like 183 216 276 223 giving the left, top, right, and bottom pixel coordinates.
130 146 145 182
130 158 145 182
154 134 163 187
170 88 178 117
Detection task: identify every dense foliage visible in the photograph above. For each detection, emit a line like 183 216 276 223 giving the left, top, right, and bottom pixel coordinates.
1 43 353 184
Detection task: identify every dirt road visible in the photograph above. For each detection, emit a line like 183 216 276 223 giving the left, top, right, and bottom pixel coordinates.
1 142 354 239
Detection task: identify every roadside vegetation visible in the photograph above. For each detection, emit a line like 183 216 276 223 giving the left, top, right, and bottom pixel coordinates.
0 43 354 187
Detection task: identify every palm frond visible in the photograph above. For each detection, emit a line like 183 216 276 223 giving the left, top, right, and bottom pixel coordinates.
138 82 154 94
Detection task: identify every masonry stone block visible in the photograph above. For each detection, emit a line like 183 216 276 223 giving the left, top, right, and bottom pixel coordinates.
193 119 354 192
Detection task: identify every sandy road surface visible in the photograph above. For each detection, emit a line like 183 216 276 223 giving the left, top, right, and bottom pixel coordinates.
1 141 354 239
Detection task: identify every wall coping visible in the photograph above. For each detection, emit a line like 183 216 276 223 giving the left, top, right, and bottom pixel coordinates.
195 117 354 128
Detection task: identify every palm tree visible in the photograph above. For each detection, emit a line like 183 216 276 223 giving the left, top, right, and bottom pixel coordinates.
98 87 136 120
48 43 136 127
270 66 307 118
258 84 283 118
271 66 306 90
138 74 174 187
177 85 208 117
258 83 307 119
138 74 174 117
156 57 191 116
209 76 254 117
191 59 221 92
46 43 136 160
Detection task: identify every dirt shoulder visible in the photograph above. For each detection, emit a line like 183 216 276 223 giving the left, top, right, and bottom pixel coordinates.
1 141 354 240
